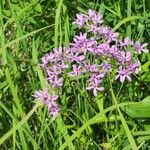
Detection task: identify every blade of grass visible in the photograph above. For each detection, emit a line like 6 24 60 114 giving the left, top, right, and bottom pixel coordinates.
0 101 38 149
54 0 63 48
3 0 39 31
101 3 121 18
113 16 145 31
4 24 55 48
109 76 137 149
32 38 46 88
62 4 70 46
58 102 132 150
0 3 18 149
0 3 33 149
0 101 41 145
127 0 132 38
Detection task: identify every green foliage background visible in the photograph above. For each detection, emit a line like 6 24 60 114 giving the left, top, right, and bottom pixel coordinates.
0 0 150 149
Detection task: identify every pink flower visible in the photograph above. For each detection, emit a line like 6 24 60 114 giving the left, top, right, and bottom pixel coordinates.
134 41 148 54
33 90 60 119
88 9 103 24
116 66 132 82
86 73 104 96
68 51 85 63
33 90 50 104
69 65 83 76
86 84 104 96
118 51 132 64
40 53 55 68
73 14 87 28
85 64 99 72
119 37 133 47
53 77 63 87
53 46 63 60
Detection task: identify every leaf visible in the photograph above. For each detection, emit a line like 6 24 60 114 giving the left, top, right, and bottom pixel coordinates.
10 4 21 12
142 96 150 103
113 16 146 31
34 3 42 13
142 61 150 72
123 98 150 118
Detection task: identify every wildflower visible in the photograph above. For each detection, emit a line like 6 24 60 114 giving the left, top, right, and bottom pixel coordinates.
69 65 83 76
118 51 132 64
48 97 60 119
53 46 63 61
101 63 112 73
49 105 61 119
68 51 85 63
73 14 87 28
71 33 96 55
134 41 148 54
109 45 120 59
99 26 119 43
108 31 119 43
115 66 132 82
119 37 133 47
56 61 69 70
128 62 140 74
86 73 105 96
47 65 62 76
88 73 105 86
86 84 104 96
88 24 101 34
33 90 60 119
40 53 55 68
97 43 110 56
53 77 63 87
74 32 87 43
86 75 104 96
71 33 88 53
34 9 148 117
87 9 103 25
98 26 110 37
33 90 50 104
85 64 99 73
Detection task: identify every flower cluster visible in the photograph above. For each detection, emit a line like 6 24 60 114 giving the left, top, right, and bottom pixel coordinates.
33 47 70 119
33 9 148 119
33 90 60 119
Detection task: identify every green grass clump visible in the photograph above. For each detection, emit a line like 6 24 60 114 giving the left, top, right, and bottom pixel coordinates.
0 0 150 149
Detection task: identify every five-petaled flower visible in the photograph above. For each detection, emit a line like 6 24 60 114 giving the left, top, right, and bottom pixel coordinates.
134 41 148 54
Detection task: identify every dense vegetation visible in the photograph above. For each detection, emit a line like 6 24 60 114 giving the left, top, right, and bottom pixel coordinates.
0 0 150 149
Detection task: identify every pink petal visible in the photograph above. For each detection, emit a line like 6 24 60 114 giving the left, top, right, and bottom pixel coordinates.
93 88 97 97
127 75 132 81
141 43 148 48
51 95 59 101
97 87 104 91
86 86 94 90
142 49 148 53
120 75 125 83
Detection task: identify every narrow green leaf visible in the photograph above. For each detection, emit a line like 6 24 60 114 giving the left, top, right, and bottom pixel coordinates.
0 102 41 145
113 16 145 31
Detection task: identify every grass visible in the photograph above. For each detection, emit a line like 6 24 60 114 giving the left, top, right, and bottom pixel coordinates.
0 0 150 149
